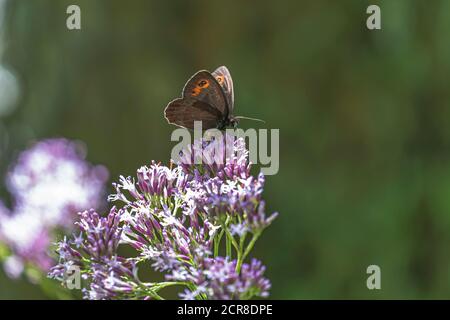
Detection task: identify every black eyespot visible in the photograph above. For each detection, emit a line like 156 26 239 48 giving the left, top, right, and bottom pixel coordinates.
198 80 207 87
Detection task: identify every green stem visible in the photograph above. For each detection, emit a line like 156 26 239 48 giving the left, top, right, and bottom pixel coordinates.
140 281 190 300
235 233 247 273
224 227 240 252
150 281 189 291
221 216 241 260
147 291 164 300
226 234 232 258
240 232 261 268
214 229 224 257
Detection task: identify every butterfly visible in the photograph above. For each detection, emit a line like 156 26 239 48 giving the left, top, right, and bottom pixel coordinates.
164 66 262 130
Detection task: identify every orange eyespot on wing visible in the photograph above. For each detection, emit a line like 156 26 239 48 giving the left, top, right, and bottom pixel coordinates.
191 87 201 96
191 79 210 96
198 80 210 88
216 75 224 85
182 70 228 115
212 66 234 112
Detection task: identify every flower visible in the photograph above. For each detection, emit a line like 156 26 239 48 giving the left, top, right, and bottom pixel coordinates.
0 138 108 277
108 161 187 205
178 134 250 181
6 139 108 221
3 255 24 279
182 173 278 233
49 208 138 300
49 133 277 300
177 257 271 300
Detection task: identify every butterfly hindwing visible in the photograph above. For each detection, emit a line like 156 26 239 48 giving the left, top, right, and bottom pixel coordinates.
164 97 222 130
212 66 234 112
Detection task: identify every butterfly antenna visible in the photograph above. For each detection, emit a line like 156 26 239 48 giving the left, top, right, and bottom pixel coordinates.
235 116 266 123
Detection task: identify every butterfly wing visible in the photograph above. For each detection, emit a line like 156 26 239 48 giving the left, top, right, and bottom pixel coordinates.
182 70 229 117
212 66 234 113
164 97 222 130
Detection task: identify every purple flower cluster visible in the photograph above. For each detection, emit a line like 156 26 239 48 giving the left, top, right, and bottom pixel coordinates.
0 139 108 278
50 134 277 300
49 208 139 299
184 173 278 233
178 135 250 181
176 257 270 300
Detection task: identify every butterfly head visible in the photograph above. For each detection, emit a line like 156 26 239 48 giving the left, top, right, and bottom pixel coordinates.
229 116 239 129
217 116 239 130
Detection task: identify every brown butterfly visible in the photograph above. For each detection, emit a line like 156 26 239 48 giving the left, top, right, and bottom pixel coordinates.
164 66 262 130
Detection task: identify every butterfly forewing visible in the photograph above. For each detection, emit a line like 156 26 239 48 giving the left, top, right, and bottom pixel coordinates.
164 66 236 130
182 71 228 116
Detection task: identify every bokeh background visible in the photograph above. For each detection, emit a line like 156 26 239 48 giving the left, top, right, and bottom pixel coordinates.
1 0 450 299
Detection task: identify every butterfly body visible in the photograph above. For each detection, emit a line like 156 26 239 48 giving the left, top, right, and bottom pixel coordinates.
165 66 238 130
217 115 238 130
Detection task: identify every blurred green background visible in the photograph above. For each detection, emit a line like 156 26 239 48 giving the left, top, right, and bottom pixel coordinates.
1 0 450 299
